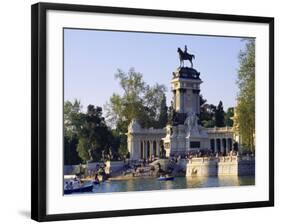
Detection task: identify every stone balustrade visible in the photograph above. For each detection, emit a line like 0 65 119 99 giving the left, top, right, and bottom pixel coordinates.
186 156 255 177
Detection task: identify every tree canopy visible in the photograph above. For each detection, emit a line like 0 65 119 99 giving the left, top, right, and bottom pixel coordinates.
235 39 255 152
215 101 225 127
105 68 167 129
105 68 168 156
199 96 231 128
64 101 119 163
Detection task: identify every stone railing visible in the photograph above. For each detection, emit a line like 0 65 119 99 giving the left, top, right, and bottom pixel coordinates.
205 126 234 133
186 155 255 177
218 156 238 163
188 157 217 164
128 127 166 135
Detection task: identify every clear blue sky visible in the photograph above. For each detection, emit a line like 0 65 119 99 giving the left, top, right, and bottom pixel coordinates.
64 28 248 111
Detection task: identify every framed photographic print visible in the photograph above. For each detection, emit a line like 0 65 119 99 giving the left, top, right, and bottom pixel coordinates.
31 2 274 222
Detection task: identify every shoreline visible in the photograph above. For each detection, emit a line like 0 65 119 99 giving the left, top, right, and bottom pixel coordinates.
108 175 156 181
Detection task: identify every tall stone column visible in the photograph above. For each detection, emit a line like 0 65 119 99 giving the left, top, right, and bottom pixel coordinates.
197 92 200 114
173 90 176 109
150 140 153 159
179 89 183 113
214 138 217 153
157 141 160 157
139 140 142 159
144 141 147 159
226 138 229 154
176 90 180 111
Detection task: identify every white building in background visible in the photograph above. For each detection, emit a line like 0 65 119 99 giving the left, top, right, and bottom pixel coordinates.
127 49 238 161
127 120 165 160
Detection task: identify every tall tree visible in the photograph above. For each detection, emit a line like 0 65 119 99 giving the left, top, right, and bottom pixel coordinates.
236 39 255 151
156 94 168 128
77 105 113 162
64 99 82 138
224 107 234 127
215 101 225 127
105 68 167 155
64 100 82 165
105 68 146 129
143 83 167 127
199 95 216 128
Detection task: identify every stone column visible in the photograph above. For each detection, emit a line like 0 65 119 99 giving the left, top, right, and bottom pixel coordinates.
180 89 183 113
173 90 176 109
214 138 217 153
176 90 180 111
226 138 229 154
150 140 153 159
147 140 149 160
197 92 200 114
139 139 142 159
144 141 147 159
157 141 160 157
219 138 222 153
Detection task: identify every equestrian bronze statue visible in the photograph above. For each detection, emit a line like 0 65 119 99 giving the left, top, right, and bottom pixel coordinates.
177 45 195 68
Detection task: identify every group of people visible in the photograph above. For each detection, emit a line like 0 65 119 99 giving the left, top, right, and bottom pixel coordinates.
168 149 241 163
64 177 81 190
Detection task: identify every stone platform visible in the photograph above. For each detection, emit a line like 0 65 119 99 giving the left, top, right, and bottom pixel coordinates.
186 156 255 177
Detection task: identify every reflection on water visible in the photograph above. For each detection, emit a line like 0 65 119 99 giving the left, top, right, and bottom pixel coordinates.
82 176 255 194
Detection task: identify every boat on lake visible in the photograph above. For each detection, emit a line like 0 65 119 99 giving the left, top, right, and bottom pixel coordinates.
158 175 175 181
64 184 93 194
64 175 94 194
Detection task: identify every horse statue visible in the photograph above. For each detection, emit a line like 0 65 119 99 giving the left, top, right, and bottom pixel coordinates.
177 45 195 68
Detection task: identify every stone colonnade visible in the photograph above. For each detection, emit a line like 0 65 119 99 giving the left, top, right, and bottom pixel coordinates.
209 138 233 154
139 139 162 160
127 119 166 160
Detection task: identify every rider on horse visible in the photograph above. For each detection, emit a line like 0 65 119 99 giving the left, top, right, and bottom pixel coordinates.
177 45 195 68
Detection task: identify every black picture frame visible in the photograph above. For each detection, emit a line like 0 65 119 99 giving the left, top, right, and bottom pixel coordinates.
31 2 274 222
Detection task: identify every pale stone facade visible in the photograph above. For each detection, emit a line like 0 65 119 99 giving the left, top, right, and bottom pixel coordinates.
186 156 255 177
127 119 166 161
127 64 238 160
127 120 236 160
205 127 235 154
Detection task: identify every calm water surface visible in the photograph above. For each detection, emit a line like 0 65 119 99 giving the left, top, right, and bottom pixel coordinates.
81 176 255 194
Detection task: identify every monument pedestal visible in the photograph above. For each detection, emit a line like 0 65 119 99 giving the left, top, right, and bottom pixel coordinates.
163 65 210 156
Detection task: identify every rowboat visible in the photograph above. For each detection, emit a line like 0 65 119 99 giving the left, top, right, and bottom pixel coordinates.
158 176 174 181
64 184 93 194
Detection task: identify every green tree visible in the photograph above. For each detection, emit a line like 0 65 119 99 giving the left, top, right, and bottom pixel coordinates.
236 39 255 152
64 135 82 165
77 105 113 162
215 101 225 127
64 100 83 165
199 95 217 128
143 83 167 128
156 94 168 128
105 68 167 156
105 68 145 129
224 107 234 127
64 99 82 138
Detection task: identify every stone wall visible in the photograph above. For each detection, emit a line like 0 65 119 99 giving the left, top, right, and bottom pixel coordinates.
87 161 125 175
186 156 255 177
218 156 238 175
64 161 125 176
64 164 87 175
186 157 218 177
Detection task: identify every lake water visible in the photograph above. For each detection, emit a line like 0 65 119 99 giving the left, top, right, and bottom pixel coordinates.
83 176 255 194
